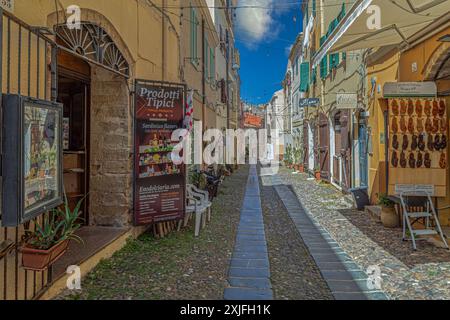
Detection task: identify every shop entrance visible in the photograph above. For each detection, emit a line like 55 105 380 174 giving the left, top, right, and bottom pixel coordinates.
57 51 91 225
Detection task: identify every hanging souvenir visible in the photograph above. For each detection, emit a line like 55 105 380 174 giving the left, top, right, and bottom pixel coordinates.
415 100 423 118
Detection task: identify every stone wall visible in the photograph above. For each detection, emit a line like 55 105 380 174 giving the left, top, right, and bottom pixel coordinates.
89 66 133 227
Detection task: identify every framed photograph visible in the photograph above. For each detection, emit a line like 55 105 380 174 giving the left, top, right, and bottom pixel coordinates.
2 95 64 227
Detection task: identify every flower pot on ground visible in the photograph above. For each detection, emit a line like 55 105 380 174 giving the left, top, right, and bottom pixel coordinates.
298 165 305 173
378 194 399 228
315 171 321 181
21 195 85 271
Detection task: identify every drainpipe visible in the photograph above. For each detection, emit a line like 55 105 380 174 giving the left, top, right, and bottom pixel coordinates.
226 29 230 130
162 0 166 81
202 18 206 133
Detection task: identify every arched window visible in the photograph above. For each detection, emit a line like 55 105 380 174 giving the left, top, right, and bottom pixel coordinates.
55 23 130 77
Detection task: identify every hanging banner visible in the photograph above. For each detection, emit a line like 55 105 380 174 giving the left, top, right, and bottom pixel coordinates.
134 81 186 226
336 93 358 109
299 98 320 108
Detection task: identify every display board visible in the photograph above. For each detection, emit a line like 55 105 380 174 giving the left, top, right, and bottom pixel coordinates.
388 98 448 197
2 95 64 227
133 81 186 226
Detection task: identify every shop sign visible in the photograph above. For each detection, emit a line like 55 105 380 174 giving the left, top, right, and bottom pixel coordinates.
2 95 64 227
336 93 358 109
0 0 14 13
395 184 435 196
299 98 320 108
383 82 437 98
133 81 186 226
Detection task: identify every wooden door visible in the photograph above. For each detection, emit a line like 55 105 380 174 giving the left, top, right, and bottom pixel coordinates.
340 111 351 191
319 113 330 181
303 122 309 167
333 113 342 184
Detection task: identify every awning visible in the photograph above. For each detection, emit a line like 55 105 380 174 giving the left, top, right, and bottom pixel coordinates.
312 0 450 67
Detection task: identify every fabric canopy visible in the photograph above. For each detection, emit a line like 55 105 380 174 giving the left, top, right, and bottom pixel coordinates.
313 0 450 67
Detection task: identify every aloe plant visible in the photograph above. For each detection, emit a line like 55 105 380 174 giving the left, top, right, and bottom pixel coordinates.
27 194 86 250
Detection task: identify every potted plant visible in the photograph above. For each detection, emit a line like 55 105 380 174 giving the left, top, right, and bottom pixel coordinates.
295 148 304 173
314 165 321 180
378 194 399 228
20 195 85 271
285 146 293 169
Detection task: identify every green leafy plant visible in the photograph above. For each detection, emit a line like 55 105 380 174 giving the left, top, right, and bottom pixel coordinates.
189 170 202 187
377 194 395 208
285 145 293 165
294 148 304 165
26 194 85 250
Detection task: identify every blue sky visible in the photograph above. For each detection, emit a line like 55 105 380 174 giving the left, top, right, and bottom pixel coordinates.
235 1 303 105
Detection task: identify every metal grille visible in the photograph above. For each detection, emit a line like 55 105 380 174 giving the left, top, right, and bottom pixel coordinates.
0 9 58 300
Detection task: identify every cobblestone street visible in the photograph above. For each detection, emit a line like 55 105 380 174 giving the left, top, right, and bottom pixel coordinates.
54 165 450 300
277 167 450 300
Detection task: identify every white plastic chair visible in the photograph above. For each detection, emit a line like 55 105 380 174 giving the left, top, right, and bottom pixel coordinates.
187 184 212 224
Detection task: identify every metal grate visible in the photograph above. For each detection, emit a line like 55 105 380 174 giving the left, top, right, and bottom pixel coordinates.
0 9 58 300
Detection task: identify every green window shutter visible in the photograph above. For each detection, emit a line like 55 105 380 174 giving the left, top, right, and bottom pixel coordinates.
190 7 194 61
191 7 199 66
329 53 340 72
204 39 209 80
320 36 328 79
338 3 346 21
299 62 310 92
312 0 316 17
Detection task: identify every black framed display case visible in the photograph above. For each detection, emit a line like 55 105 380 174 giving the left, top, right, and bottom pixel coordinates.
2 95 64 227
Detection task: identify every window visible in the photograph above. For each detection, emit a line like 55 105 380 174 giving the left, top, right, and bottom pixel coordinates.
299 62 310 92
320 36 328 79
293 93 298 114
338 3 346 22
204 38 209 81
329 53 340 72
310 67 317 85
210 47 215 82
312 0 316 17
190 7 199 67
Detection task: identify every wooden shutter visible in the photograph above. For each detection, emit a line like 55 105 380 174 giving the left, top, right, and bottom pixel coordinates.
300 62 310 92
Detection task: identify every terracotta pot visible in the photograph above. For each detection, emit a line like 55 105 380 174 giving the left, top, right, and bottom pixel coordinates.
20 240 69 271
299 165 305 173
315 171 321 180
381 207 399 228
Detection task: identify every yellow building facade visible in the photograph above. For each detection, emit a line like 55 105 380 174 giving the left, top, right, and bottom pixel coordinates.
0 0 232 300
368 26 450 227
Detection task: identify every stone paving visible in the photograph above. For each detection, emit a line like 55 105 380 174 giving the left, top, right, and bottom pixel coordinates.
224 165 274 300
262 174 386 300
278 168 450 300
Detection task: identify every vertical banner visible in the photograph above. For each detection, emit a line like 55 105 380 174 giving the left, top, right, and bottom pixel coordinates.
134 81 186 226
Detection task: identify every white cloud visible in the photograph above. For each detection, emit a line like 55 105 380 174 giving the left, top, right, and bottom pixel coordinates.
235 0 278 48
285 44 293 56
235 0 293 49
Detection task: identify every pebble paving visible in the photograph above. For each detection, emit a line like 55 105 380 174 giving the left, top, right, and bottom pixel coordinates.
263 174 386 300
278 168 450 300
224 165 274 300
